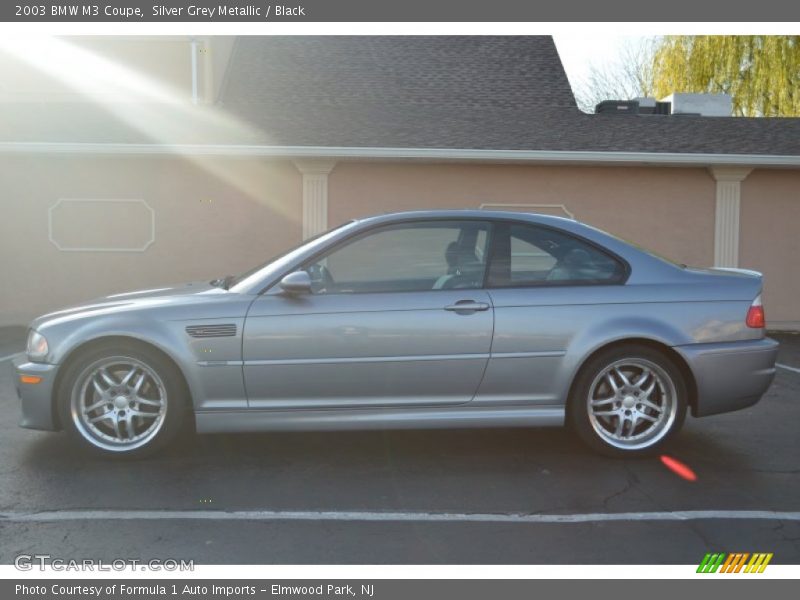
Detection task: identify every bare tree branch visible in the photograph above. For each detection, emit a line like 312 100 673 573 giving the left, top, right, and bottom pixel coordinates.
573 38 658 113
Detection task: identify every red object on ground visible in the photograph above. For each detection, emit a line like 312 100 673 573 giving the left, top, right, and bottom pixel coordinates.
660 455 697 482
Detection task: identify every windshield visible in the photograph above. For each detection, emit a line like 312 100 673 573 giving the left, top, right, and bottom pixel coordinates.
227 220 358 292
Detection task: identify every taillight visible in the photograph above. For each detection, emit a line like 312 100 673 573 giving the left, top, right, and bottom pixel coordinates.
746 295 766 329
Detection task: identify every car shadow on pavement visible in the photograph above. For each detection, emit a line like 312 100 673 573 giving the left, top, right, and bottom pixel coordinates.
20 426 589 467
14 423 746 492
14 419 792 526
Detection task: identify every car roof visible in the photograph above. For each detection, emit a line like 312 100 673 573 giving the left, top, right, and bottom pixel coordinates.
356 209 576 227
353 210 612 243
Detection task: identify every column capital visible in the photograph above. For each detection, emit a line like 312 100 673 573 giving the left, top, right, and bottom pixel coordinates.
293 159 337 176
708 167 753 183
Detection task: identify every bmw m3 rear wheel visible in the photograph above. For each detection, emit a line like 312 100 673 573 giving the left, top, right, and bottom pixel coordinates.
58 343 189 459
569 345 687 457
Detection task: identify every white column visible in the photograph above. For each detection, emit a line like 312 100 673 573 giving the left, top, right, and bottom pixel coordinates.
294 160 337 239
709 167 752 268
190 38 199 105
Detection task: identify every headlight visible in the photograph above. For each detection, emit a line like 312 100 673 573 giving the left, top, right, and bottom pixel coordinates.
26 330 49 362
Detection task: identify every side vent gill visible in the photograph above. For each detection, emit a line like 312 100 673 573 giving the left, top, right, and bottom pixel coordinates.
185 324 237 338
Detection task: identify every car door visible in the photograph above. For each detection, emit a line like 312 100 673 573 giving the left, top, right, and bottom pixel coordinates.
242 219 494 409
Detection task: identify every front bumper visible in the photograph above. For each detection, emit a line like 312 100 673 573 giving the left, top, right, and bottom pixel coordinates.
675 337 779 417
14 357 59 431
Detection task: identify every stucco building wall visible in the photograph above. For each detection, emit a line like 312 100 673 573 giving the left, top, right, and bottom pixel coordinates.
0 157 796 330
329 163 716 268
740 169 800 328
0 155 302 325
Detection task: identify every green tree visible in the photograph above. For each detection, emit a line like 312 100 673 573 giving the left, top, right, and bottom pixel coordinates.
652 36 800 117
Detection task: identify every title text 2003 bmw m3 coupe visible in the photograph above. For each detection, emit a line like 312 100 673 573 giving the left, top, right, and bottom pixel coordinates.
15 211 778 458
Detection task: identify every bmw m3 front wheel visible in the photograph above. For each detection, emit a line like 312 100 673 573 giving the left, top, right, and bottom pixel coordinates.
58 342 189 459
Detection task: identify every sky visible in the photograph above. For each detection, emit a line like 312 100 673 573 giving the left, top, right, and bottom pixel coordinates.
553 35 641 98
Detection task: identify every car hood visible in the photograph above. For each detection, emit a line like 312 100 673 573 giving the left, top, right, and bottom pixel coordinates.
31 281 224 329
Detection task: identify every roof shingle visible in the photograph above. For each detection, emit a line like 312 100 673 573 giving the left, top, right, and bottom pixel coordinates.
2 36 799 157
217 35 800 155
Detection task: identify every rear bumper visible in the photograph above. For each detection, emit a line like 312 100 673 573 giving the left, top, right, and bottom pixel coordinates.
675 337 779 417
14 357 59 431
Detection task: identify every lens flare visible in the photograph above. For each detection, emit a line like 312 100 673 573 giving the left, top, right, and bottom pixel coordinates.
660 454 697 481
0 35 296 221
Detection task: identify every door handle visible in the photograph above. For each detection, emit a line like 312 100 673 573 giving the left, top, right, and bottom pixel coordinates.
444 300 490 312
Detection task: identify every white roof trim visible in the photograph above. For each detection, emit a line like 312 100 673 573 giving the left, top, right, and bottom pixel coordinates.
1 142 799 167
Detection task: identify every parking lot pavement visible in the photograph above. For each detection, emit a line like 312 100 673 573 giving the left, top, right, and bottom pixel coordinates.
0 326 24 363
774 331 800 370
0 332 798 564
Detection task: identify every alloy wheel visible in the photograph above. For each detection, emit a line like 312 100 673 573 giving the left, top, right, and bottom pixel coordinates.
586 357 678 450
70 356 168 452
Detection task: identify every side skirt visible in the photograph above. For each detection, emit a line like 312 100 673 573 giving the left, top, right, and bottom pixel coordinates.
195 405 565 433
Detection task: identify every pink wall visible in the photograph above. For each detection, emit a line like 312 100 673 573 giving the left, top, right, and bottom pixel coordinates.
740 169 800 327
0 156 302 325
3 156 796 329
329 163 716 268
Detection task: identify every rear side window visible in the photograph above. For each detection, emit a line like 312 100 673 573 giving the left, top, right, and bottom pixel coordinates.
487 223 626 287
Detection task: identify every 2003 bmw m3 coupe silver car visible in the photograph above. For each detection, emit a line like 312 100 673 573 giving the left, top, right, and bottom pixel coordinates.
15 210 778 458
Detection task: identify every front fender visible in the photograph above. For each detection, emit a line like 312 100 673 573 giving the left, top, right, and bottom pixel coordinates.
38 302 250 413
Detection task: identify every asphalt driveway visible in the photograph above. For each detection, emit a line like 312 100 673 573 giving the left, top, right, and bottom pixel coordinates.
0 328 798 565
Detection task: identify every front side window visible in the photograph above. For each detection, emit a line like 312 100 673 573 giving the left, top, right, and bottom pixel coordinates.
304 221 490 294
487 223 625 287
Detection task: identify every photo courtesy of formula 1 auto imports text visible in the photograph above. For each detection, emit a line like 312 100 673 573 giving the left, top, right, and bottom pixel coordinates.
0 0 799 597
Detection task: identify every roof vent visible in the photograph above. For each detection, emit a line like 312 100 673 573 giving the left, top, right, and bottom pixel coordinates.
634 97 671 115
595 100 639 115
660 93 732 117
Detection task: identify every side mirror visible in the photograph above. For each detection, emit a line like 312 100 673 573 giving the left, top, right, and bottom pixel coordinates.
279 271 312 295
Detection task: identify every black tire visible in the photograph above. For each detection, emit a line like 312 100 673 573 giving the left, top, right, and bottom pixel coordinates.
568 344 687 458
57 341 190 459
